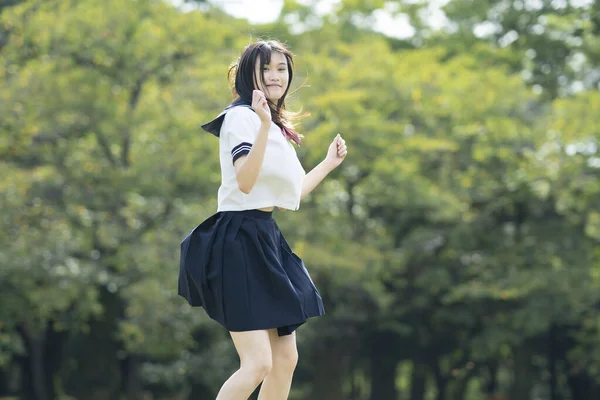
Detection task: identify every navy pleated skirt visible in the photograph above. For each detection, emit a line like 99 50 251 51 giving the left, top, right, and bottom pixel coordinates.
178 209 325 336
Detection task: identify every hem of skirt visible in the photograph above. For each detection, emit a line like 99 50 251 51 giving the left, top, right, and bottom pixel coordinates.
215 312 325 336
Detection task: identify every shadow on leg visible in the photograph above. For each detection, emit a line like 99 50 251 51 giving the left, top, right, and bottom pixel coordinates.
216 330 273 400
258 329 298 400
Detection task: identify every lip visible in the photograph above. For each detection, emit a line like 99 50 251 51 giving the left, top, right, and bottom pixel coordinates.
266 84 281 88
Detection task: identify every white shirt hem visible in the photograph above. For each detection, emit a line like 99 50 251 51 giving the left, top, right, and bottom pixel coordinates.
217 201 301 213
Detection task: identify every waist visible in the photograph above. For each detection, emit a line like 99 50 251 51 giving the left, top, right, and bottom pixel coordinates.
220 209 274 219
217 186 301 213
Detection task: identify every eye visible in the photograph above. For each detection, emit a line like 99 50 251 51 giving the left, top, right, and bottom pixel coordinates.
278 68 286 72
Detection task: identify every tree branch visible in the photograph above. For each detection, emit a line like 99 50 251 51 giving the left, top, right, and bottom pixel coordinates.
122 201 174 245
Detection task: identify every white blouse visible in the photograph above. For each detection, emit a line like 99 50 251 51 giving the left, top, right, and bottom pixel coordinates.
216 106 306 212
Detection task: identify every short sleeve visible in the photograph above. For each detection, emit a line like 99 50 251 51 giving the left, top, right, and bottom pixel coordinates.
222 107 260 165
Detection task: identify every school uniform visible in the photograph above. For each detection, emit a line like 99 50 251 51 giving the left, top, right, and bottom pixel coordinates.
178 100 325 336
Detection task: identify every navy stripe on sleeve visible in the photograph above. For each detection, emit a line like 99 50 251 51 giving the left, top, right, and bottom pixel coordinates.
231 142 252 164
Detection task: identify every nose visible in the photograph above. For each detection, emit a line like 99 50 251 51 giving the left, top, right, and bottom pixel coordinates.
265 71 279 82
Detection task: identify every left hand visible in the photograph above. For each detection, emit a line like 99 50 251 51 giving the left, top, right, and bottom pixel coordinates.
324 134 348 169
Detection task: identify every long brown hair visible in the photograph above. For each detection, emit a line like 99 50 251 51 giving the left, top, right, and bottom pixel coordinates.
228 40 306 145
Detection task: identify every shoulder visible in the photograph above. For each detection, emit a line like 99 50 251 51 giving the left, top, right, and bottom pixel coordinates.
223 106 258 126
220 105 263 142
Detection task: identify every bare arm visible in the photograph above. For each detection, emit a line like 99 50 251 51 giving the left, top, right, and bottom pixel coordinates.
234 90 272 194
300 160 336 200
300 134 348 200
234 121 270 194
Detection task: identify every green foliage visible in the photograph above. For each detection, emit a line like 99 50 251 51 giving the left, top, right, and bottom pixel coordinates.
1 0 600 399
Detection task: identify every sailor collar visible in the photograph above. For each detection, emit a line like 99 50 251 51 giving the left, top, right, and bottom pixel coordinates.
200 99 254 137
200 99 302 146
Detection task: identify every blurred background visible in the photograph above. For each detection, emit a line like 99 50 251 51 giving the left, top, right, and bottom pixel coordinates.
1 0 600 399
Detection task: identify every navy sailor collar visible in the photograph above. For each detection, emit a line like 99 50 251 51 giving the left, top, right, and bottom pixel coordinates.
200 99 254 137
201 99 302 146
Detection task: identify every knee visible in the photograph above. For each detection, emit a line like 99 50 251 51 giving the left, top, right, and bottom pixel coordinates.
242 355 272 383
274 346 298 372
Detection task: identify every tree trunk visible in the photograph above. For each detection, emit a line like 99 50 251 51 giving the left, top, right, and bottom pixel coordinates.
121 355 143 400
63 288 123 400
410 362 427 400
17 353 35 400
45 323 66 400
17 321 60 400
548 324 559 400
369 356 398 400
349 357 361 400
430 359 449 400
369 332 399 400
509 347 534 400
567 367 600 400
310 341 348 400
434 375 448 400
452 368 477 400
485 362 499 396
18 323 54 400
31 333 48 400
0 365 8 396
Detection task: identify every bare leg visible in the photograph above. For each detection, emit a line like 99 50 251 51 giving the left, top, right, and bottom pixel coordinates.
257 329 298 400
215 330 272 400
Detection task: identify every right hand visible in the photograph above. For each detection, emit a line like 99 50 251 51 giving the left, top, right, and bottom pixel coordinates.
252 90 271 124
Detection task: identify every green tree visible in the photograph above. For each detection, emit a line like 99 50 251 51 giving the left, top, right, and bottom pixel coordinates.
0 0 241 398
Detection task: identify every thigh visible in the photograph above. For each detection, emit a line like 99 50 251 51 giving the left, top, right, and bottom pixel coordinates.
230 330 272 364
267 329 298 363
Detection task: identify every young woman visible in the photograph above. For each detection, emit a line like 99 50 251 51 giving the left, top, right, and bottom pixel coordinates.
178 40 348 399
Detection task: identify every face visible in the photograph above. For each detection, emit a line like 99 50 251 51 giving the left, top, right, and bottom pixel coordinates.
254 51 289 102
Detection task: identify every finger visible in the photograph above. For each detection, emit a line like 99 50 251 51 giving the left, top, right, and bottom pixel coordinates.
253 90 265 104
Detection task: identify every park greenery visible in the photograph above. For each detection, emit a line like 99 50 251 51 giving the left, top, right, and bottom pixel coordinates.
1 0 600 399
